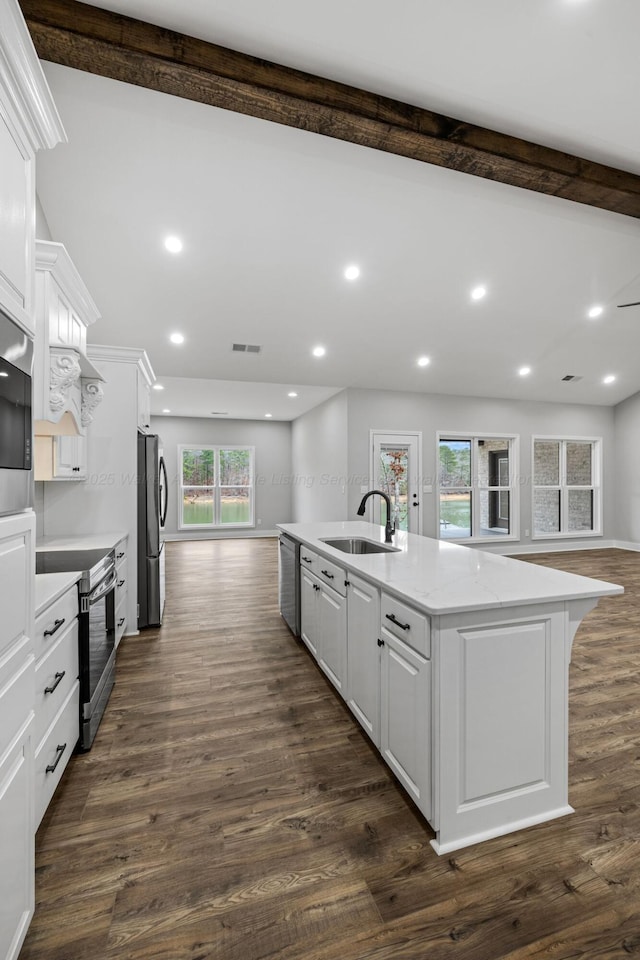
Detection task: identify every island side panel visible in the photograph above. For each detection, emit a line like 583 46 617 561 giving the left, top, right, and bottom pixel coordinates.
432 601 572 854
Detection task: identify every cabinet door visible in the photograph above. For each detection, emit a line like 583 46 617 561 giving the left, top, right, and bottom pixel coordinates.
347 575 380 745
380 628 431 817
0 721 34 960
318 584 347 694
0 119 33 334
53 435 87 479
300 569 319 658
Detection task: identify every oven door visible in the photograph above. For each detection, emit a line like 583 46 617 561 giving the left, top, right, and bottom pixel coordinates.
79 568 116 749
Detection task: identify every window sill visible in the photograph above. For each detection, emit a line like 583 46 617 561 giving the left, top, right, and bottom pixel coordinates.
531 530 602 541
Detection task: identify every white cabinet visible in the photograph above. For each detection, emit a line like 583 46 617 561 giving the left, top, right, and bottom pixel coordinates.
33 241 104 439
33 579 79 827
0 511 35 960
299 553 347 695
137 368 152 432
114 538 128 647
0 0 65 338
346 573 380 744
34 433 87 481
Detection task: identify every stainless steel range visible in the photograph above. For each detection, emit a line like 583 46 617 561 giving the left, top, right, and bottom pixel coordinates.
36 547 117 750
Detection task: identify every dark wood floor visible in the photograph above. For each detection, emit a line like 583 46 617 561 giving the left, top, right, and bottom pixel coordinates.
19 541 640 959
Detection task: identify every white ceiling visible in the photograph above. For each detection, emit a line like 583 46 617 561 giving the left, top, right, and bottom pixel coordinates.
34 0 640 419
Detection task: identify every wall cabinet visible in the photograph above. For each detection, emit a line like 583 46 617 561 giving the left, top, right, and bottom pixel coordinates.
33 579 79 827
0 511 35 960
33 241 104 475
0 0 65 338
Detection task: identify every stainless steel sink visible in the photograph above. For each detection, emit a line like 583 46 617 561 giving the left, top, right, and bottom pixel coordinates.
320 537 400 554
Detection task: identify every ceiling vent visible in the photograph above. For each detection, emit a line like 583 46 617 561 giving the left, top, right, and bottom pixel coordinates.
561 375 583 382
232 343 262 354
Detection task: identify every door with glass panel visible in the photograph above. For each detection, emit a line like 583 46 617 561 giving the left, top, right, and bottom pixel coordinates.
370 432 422 535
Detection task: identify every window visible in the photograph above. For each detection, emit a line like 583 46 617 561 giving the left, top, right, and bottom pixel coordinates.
532 437 601 538
437 434 518 541
179 445 254 528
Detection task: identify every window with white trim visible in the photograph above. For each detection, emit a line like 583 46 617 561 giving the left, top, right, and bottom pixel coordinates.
532 437 601 538
179 445 255 529
437 434 518 541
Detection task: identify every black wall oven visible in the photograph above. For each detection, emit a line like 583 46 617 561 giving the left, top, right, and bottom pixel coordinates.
36 548 117 750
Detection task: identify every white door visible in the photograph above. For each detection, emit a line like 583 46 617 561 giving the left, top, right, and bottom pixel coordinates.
370 432 422 534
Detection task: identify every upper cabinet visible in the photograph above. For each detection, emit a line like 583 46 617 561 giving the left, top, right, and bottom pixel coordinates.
0 0 65 337
33 240 105 436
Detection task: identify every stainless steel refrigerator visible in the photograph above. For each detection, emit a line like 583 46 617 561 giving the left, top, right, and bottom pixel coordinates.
137 432 168 628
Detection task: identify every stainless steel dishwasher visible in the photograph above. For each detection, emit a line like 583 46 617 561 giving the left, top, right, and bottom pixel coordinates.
278 533 300 636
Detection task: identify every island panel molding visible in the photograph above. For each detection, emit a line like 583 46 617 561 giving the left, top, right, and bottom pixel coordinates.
19 0 640 219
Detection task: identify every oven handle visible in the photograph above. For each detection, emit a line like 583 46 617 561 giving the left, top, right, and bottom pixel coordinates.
89 568 117 605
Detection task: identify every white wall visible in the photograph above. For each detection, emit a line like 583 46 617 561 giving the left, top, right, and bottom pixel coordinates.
290 391 349 522
154 415 292 538
613 389 640 544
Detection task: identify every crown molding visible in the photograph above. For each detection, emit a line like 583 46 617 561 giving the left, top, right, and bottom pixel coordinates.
35 239 101 327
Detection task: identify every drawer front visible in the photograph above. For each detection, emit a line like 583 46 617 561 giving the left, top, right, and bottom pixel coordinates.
115 541 127 567
299 547 318 574
381 592 430 658
34 587 78 664
0 640 34 756
34 682 79 828
34 620 79 750
115 606 127 647
316 556 347 596
115 557 128 610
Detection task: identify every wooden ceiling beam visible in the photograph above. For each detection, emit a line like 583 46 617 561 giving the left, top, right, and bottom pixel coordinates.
19 0 640 219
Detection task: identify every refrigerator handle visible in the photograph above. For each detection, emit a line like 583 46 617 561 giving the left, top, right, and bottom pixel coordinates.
159 455 169 528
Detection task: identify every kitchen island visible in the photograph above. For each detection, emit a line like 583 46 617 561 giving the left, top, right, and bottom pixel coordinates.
278 520 623 854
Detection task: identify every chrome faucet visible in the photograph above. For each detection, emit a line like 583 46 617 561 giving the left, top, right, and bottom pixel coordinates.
357 489 395 543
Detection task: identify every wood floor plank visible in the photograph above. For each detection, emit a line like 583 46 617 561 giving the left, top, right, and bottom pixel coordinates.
18 541 640 960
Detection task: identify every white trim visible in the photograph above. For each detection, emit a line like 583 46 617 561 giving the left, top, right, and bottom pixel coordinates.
87 344 156 385
474 538 619 556
436 431 520 543
178 443 256 530
531 435 602 538
0 0 66 154
369 429 423 535
35 241 101 327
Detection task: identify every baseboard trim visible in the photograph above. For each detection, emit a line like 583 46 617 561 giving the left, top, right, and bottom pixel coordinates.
163 530 279 541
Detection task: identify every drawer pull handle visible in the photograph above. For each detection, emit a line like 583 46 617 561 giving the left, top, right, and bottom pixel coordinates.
118 617 125 627
302 556 313 563
46 743 67 774
44 671 66 694
117 579 125 587
377 638 385 647
44 618 65 637
321 569 334 579
117 552 125 559
385 613 410 631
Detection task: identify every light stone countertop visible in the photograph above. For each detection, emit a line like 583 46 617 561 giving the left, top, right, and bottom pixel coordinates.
35 531 128 553
35 571 81 616
277 520 624 616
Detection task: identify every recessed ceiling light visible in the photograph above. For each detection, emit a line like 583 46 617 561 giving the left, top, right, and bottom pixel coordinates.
417 356 430 367
0 371 8 378
587 305 603 319
471 285 487 301
288 391 298 398
164 235 183 253
170 332 184 344
153 384 164 390
344 265 360 281
162 408 171 413
603 375 616 384
312 346 326 358
518 366 532 376
265 413 273 418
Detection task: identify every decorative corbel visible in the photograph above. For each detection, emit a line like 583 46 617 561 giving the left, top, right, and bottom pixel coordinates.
81 378 104 426
49 350 81 413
